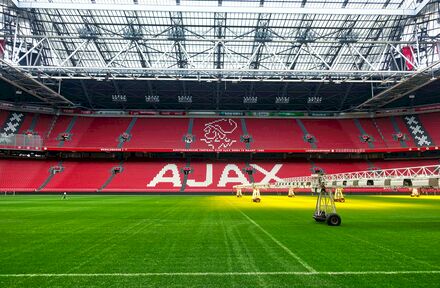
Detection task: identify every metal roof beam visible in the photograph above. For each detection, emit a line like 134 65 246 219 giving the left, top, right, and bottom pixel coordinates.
325 15 359 69
169 12 188 69
25 9 51 66
414 0 431 15
23 76 407 84
0 59 74 106
12 2 419 16
126 10 152 69
16 65 417 83
214 13 226 70
5 33 436 45
250 13 271 70
356 60 440 110
355 15 389 71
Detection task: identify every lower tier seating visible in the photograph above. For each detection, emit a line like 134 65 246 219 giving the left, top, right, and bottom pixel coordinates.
0 158 437 193
0 159 57 191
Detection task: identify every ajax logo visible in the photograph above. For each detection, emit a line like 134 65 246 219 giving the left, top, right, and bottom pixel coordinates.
200 119 238 149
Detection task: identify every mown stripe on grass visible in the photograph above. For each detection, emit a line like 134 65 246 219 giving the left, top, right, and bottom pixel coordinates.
237 209 317 273
0 271 439 277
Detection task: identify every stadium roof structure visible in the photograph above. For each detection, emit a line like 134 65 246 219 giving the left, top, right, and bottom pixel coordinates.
0 0 439 111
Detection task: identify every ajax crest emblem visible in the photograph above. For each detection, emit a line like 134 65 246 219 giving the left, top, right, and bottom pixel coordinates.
200 119 238 149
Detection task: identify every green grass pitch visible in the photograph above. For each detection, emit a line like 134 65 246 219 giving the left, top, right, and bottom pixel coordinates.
0 195 439 287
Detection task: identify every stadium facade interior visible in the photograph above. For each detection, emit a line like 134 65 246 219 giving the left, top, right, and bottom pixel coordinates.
1 1 440 287
0 0 439 194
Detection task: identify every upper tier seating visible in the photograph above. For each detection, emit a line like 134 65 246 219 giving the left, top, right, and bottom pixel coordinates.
244 119 305 150
16 113 55 137
0 110 438 151
125 118 189 150
418 113 440 145
44 116 75 146
299 118 397 149
373 116 416 148
190 118 247 150
68 117 132 148
0 110 9 127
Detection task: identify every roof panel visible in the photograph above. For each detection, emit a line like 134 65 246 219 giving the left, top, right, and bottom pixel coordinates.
4 0 438 85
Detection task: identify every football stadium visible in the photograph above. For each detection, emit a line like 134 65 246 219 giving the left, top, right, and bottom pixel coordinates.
0 0 440 287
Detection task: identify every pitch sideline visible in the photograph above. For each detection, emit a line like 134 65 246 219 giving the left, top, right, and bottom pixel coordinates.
1 271 440 277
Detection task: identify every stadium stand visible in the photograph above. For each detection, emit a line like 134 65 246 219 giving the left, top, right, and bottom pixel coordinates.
0 110 438 194
373 116 416 148
299 119 362 149
313 160 370 174
190 118 247 150
13 113 52 138
403 114 436 147
372 159 439 169
33 114 58 138
44 115 75 147
244 119 305 150
41 161 117 192
355 118 388 148
1 110 439 152
104 160 188 192
0 158 437 193
125 118 189 150
66 117 133 149
16 113 33 134
418 112 440 145
393 116 418 147
0 159 56 192
0 110 9 127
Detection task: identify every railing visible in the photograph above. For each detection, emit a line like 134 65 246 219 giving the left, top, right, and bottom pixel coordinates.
235 164 440 190
0 134 43 150
322 165 440 181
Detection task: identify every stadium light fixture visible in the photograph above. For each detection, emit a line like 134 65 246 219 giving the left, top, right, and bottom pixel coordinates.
145 95 160 103
243 96 258 104
111 94 127 102
307 96 322 104
178 95 192 103
275 96 289 104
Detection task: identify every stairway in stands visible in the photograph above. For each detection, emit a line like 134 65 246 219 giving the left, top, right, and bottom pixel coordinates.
98 162 124 192
371 118 388 147
117 118 137 148
58 116 78 147
180 159 192 192
296 119 317 149
45 114 59 139
37 162 64 192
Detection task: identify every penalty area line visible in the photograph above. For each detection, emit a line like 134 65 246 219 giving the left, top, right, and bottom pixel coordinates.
0 271 440 277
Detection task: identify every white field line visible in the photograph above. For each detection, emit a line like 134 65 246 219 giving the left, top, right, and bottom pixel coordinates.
0 271 439 277
237 209 317 273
